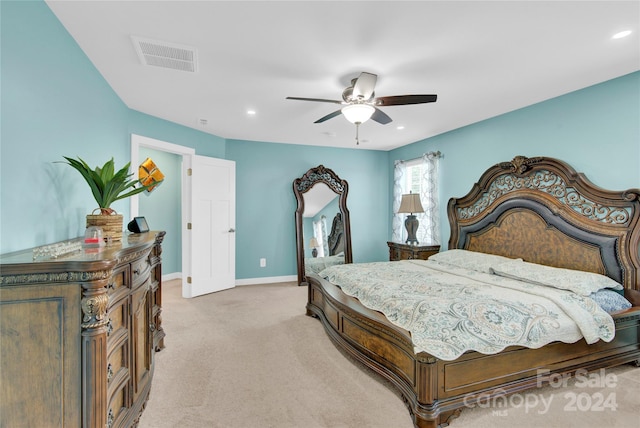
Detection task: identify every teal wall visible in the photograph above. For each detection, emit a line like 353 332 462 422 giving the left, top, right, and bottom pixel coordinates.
2 1 638 283
0 1 225 253
0 1 389 279
225 139 389 279
138 148 182 274
389 71 640 249
1 0 129 249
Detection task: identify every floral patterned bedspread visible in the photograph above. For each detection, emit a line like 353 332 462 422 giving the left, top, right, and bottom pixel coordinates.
319 260 615 361
305 254 344 275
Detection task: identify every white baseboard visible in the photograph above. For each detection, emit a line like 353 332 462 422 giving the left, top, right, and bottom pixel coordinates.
162 272 182 282
235 275 297 286
161 272 297 286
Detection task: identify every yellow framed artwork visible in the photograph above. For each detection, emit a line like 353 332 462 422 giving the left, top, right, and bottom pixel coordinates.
138 158 165 193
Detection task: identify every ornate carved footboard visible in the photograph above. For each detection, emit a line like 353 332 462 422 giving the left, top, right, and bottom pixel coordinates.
307 273 640 428
306 156 640 428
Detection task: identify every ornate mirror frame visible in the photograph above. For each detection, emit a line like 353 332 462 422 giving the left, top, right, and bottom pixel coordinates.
293 165 352 286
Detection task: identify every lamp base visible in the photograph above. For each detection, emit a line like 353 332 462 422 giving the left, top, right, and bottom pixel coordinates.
404 214 419 245
312 248 318 258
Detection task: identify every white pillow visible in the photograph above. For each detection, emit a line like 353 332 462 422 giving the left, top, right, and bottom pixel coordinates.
428 249 522 274
490 260 623 296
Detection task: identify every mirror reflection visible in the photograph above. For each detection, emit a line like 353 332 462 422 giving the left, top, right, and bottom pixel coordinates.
303 184 344 276
293 165 352 286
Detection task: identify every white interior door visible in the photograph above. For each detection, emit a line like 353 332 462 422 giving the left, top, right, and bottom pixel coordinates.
186 155 236 298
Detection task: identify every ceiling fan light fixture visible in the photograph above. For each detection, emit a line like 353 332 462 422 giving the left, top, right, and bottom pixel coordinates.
612 30 632 39
341 104 375 124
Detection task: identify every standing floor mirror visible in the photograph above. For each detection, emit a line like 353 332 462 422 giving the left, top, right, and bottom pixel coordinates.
293 165 352 286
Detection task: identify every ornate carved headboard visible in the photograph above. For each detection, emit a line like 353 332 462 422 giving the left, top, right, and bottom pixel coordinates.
448 156 640 290
327 212 345 256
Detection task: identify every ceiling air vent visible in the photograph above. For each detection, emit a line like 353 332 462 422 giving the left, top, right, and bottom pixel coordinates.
131 36 198 72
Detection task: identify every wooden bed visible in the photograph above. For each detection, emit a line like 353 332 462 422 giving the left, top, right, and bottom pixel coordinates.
306 156 640 428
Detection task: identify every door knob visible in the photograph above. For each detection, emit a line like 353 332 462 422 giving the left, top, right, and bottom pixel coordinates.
228 228 236 233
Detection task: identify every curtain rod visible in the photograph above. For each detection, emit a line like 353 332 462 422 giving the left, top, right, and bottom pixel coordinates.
397 150 443 164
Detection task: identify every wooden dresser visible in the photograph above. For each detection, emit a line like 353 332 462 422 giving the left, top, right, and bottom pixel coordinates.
0 231 165 428
387 241 440 261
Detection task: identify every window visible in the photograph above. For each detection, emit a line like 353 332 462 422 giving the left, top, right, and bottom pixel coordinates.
402 157 423 195
392 152 441 245
312 216 327 257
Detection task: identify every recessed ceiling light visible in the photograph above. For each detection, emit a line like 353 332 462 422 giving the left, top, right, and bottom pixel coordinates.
397 125 405 130
247 110 256 116
612 30 632 39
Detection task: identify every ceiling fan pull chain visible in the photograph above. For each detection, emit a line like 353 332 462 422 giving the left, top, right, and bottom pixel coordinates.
355 122 360 145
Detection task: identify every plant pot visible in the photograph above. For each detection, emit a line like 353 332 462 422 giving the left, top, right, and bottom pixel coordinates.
86 212 123 242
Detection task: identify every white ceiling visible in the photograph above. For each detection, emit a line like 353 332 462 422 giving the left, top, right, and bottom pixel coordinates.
45 1 639 151
303 183 338 218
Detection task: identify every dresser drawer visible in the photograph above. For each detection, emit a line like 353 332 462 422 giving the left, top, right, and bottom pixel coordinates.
108 265 130 297
107 298 131 428
107 297 129 337
387 242 440 261
393 247 414 260
131 257 151 288
107 340 130 399
107 380 130 428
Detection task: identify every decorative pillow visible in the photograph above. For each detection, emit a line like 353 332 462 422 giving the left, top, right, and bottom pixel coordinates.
428 249 522 274
490 260 624 296
588 289 632 313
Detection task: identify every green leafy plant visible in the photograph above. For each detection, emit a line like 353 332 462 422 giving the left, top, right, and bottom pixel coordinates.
60 156 157 215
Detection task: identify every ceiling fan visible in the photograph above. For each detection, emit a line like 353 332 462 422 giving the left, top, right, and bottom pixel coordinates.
286 72 437 144
286 71 437 124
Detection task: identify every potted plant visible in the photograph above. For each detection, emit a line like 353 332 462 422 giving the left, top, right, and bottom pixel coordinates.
61 156 158 241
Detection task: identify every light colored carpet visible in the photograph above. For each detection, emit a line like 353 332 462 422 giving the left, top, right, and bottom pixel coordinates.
139 280 640 428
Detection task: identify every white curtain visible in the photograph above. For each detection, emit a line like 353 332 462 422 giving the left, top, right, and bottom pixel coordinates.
321 215 328 256
392 152 440 245
392 160 407 242
313 215 328 257
416 152 440 245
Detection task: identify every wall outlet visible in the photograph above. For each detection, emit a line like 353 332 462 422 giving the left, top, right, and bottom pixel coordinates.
260 258 266 268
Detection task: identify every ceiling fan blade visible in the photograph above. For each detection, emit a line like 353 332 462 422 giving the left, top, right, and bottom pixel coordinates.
286 97 343 104
352 72 377 100
374 94 437 106
314 109 343 123
371 107 392 125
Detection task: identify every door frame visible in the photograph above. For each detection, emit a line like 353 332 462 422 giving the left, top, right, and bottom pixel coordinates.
130 134 194 297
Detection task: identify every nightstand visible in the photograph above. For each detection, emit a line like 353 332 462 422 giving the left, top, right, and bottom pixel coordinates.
387 241 440 261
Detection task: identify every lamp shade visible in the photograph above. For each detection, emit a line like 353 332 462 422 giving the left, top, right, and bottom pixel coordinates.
341 104 375 124
398 193 424 214
309 237 320 248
